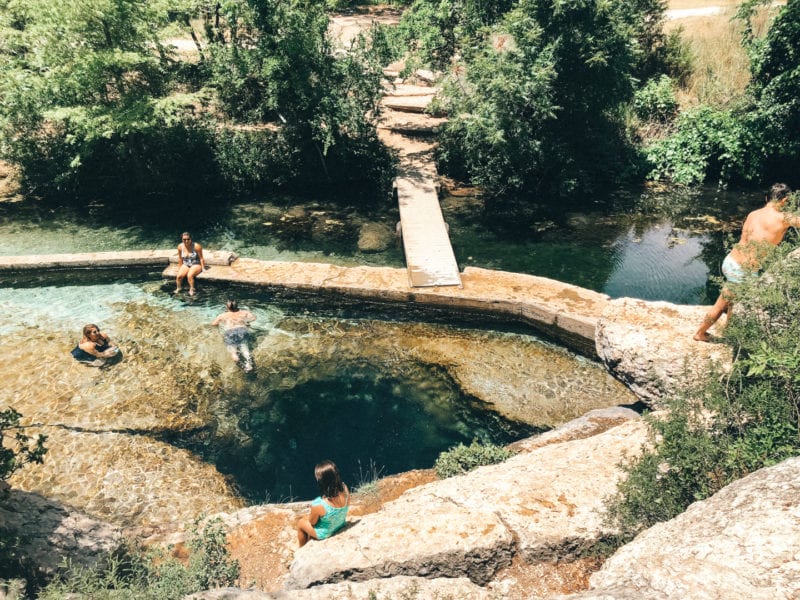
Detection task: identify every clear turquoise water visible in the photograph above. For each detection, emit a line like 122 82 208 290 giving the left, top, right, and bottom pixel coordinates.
0 276 544 500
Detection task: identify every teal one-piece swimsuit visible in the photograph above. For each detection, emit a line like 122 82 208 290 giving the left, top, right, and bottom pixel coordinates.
312 494 349 540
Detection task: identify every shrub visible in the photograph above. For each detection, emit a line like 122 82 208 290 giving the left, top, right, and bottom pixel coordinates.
633 76 679 123
605 241 800 544
434 440 514 479
644 105 755 185
38 516 239 599
0 408 47 483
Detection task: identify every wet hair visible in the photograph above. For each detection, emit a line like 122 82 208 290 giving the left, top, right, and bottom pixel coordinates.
315 460 345 498
82 323 99 337
768 183 791 202
226 299 239 312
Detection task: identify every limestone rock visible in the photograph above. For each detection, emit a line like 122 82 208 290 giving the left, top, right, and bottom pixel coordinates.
561 456 800 600
0 487 122 576
285 493 514 589
8 427 243 529
285 420 648 590
596 298 732 407
187 577 491 599
510 406 642 453
357 222 394 253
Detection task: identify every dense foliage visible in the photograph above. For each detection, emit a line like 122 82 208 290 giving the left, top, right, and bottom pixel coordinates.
0 0 393 207
646 0 800 187
38 516 239 599
434 0 653 212
606 237 800 540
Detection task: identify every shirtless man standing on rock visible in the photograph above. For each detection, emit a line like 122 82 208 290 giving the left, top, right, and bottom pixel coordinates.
694 183 800 342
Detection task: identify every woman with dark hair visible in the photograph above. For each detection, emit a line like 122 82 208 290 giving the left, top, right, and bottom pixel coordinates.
175 232 206 296
71 324 121 367
296 460 350 547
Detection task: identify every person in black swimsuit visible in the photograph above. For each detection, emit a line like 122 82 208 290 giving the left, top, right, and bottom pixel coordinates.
71 324 121 367
175 232 206 296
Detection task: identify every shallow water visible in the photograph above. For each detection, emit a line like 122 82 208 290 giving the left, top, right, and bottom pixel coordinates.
0 276 631 501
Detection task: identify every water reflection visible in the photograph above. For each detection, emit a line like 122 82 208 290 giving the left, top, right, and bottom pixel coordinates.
0 185 756 304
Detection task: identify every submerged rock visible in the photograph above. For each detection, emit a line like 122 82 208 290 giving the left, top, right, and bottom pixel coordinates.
0 484 123 577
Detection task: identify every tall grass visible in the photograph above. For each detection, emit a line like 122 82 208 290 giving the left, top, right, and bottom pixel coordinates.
666 4 782 108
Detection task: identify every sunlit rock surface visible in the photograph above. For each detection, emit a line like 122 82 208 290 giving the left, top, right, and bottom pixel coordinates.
285 419 648 590
557 456 800 600
596 298 732 407
188 577 492 599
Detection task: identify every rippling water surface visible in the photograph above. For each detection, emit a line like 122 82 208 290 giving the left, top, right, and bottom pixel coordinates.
0 185 758 304
0 277 633 500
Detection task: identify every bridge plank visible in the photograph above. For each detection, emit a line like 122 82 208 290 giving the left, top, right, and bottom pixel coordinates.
396 175 462 288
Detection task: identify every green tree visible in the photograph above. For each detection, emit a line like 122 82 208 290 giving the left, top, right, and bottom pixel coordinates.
744 0 800 182
204 0 393 199
437 0 648 215
0 0 217 206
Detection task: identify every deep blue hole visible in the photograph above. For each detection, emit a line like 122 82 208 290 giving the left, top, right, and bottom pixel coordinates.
184 364 538 502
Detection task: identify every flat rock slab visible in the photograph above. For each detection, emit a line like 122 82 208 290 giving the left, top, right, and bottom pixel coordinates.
381 94 434 113
382 83 438 97
0 249 237 273
0 249 174 272
596 298 732 407
566 456 800 600
285 493 514 589
189 577 491 599
286 420 648 590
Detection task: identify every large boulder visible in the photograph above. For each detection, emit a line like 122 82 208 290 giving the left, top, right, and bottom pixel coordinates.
285 419 649 590
557 456 800 600
596 298 732 407
0 486 122 577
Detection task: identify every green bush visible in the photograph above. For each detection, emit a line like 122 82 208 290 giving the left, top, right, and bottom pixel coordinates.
633 76 679 123
434 440 514 479
38 516 239 600
0 408 47 484
644 105 755 185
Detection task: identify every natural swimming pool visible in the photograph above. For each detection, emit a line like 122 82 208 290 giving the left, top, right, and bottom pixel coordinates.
0 271 632 503
0 185 750 510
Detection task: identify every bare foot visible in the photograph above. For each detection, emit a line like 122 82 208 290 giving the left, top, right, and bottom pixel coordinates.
189 288 195 296
693 332 711 342
174 288 181 294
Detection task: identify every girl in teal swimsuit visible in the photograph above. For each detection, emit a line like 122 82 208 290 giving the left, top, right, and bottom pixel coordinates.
296 460 350 547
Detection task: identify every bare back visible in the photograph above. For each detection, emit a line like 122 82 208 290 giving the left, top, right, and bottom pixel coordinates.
212 310 256 331
730 202 800 269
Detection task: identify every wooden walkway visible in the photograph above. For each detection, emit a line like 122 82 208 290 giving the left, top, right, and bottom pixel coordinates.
395 170 462 287
380 83 461 288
